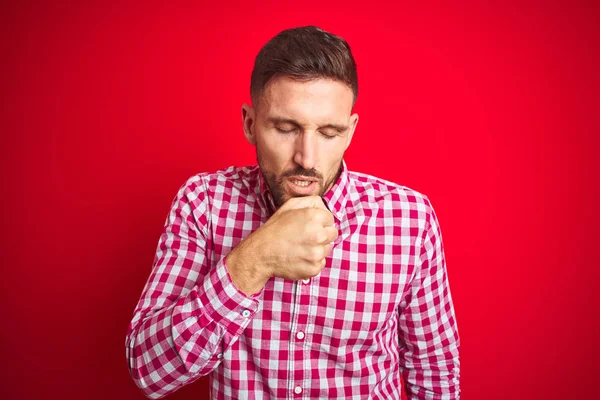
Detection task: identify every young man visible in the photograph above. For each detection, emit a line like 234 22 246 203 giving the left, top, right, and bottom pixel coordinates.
126 26 460 399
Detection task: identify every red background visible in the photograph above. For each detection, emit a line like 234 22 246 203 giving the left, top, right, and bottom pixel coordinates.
2 1 599 399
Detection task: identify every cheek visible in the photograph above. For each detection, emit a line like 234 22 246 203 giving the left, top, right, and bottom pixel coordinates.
321 142 346 165
257 134 294 169
318 144 345 181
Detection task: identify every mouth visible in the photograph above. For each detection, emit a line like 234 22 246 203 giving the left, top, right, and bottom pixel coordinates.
286 176 319 195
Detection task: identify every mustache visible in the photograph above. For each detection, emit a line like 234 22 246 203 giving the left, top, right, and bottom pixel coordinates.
281 167 322 179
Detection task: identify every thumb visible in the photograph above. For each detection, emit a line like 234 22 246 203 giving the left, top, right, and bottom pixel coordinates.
280 196 328 211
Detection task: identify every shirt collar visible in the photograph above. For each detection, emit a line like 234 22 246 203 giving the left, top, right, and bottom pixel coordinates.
321 160 350 223
257 168 277 216
257 160 350 222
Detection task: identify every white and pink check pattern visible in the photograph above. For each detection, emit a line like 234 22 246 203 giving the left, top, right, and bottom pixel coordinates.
125 161 460 399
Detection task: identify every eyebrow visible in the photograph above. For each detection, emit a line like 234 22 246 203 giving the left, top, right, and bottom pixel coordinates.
267 117 349 132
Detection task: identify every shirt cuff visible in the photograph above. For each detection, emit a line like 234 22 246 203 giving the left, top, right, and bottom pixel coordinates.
196 257 261 336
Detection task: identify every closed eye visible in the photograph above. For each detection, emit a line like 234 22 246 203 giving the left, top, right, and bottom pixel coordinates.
276 127 296 134
321 131 339 139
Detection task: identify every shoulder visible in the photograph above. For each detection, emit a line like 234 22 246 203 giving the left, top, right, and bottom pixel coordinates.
348 170 432 210
168 165 260 218
167 166 260 227
178 165 260 198
346 170 441 229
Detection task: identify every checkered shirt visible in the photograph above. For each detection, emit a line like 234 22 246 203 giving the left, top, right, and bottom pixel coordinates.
125 161 460 399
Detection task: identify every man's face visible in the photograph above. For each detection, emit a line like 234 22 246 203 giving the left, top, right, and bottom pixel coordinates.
242 76 359 207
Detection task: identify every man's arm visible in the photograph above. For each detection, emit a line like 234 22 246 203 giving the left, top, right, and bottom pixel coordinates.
125 176 260 399
125 176 337 399
398 197 461 399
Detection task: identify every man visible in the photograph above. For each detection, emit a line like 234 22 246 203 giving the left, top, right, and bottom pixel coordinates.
126 26 460 399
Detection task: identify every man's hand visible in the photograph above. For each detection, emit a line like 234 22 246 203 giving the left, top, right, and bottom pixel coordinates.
226 196 338 295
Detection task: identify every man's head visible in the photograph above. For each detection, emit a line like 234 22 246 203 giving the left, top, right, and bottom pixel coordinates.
242 26 359 207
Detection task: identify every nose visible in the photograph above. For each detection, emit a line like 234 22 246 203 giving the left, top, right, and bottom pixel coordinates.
293 132 317 170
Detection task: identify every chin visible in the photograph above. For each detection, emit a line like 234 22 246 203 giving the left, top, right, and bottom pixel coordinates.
288 187 321 198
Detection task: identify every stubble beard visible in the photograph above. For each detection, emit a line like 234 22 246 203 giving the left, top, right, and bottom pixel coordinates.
257 151 342 208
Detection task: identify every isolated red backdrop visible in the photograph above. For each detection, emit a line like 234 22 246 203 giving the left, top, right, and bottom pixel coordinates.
2 1 599 399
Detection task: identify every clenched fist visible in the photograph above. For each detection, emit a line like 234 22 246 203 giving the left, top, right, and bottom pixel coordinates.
226 196 338 295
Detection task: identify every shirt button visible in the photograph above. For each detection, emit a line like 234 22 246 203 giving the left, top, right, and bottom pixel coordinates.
241 309 251 317
294 386 302 394
296 331 305 340
302 278 310 284
217 353 223 359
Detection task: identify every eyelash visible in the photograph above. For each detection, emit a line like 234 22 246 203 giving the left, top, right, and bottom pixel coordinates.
276 127 295 134
276 127 337 140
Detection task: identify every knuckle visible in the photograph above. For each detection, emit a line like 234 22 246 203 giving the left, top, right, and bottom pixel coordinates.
310 208 322 221
310 260 324 275
326 212 334 223
314 230 327 244
318 258 327 270
310 247 322 262
329 227 339 241
319 209 331 220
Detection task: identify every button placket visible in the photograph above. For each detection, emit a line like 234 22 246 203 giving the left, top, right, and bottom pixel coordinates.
289 278 311 398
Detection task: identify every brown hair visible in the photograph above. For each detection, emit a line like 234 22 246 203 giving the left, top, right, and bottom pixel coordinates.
250 26 358 106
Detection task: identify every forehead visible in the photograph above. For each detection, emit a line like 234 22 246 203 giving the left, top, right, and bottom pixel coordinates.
257 76 353 123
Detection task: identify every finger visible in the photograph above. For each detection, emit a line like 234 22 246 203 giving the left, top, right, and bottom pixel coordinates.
312 197 329 211
280 196 328 211
315 209 335 227
322 226 339 244
322 243 334 257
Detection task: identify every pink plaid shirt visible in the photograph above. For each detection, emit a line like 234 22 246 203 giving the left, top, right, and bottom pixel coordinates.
125 161 460 399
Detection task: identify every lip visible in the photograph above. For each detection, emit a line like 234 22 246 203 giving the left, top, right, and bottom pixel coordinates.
286 176 318 195
288 175 319 182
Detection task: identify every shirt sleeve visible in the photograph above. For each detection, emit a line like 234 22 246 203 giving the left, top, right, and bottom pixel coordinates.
398 197 461 399
125 175 260 399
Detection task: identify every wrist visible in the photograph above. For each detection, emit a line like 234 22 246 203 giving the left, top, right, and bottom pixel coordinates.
225 237 271 295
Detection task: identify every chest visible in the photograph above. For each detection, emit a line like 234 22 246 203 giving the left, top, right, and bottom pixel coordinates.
208 209 419 342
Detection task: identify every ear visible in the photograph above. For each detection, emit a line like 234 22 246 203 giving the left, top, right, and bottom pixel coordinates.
344 113 359 150
241 103 257 146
